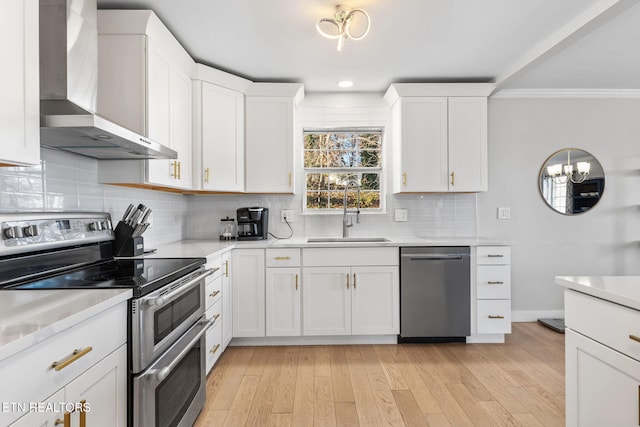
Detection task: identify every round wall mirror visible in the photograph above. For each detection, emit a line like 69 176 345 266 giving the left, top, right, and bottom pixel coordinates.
538 148 605 215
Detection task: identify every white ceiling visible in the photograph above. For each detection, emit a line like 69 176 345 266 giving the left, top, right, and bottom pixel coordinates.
96 0 640 93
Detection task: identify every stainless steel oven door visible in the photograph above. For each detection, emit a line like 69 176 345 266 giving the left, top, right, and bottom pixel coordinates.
131 267 213 373
134 319 212 427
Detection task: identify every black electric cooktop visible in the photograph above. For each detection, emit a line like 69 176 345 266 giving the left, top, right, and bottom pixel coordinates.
4 257 205 297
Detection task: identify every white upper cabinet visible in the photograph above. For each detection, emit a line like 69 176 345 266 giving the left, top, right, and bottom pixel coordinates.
385 84 494 193
0 0 39 166
97 10 195 190
245 83 304 193
192 64 250 192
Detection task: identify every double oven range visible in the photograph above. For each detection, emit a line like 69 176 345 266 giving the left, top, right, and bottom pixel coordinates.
0 212 213 427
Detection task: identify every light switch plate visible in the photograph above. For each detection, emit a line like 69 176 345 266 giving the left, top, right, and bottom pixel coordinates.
497 207 511 220
394 208 408 222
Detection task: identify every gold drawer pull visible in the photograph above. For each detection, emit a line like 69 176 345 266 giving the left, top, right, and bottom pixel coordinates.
51 347 93 371
274 256 291 261
488 315 505 319
210 290 220 298
450 171 455 186
212 313 221 322
346 273 350 289
295 274 299 290
629 335 640 343
353 273 357 289
487 281 504 285
225 260 229 277
210 344 221 354
487 254 504 258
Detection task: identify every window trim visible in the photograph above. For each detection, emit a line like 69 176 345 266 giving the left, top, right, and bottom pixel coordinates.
302 127 386 214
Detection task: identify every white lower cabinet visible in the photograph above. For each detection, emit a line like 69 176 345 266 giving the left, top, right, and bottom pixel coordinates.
303 267 352 335
566 329 640 427
221 251 233 348
302 248 399 336
266 267 301 336
475 246 511 336
232 249 266 337
2 302 128 427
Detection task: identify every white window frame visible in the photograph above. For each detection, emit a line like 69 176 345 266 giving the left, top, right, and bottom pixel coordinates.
302 127 386 214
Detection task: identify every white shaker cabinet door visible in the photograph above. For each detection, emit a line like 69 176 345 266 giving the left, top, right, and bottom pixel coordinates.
0 0 39 166
302 267 351 336
232 249 265 337
351 266 399 335
266 267 301 336
566 329 640 427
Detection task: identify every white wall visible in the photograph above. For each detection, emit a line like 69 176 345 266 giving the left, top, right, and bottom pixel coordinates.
0 148 188 248
479 98 640 319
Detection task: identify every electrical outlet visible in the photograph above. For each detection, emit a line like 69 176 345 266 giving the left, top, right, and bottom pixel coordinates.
394 208 408 222
497 207 511 220
281 210 294 223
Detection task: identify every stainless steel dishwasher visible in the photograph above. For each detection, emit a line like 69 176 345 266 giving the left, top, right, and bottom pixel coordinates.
399 246 470 343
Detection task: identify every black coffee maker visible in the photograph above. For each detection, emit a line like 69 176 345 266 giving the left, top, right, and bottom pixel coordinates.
236 207 269 240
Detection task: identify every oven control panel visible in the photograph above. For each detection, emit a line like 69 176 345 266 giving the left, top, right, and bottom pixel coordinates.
0 213 114 255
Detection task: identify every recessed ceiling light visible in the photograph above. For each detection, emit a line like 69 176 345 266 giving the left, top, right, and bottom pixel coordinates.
338 80 354 88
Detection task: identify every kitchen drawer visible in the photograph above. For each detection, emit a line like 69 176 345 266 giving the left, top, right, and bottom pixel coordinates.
565 289 640 362
205 321 223 374
476 246 511 265
206 275 222 309
477 265 511 299
0 302 127 424
266 248 301 267
477 300 512 334
303 247 398 267
205 255 223 282
205 299 222 329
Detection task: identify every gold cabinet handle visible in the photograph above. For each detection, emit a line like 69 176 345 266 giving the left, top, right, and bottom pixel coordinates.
488 315 505 319
353 273 357 289
212 313 221 322
288 171 292 187
402 172 407 187
225 260 229 277
487 254 504 258
55 400 87 427
274 256 291 261
54 417 67 426
450 171 455 186
177 161 182 180
629 335 640 343
210 290 220 298
51 347 93 371
487 281 504 285
346 273 350 289
79 400 86 427
171 161 178 178
210 343 221 354
204 167 210 184
295 273 299 290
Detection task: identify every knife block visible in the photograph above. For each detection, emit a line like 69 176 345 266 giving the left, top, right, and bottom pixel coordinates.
113 221 144 257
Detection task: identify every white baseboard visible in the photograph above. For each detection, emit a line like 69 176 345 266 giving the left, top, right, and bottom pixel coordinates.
466 334 505 344
512 310 564 322
229 335 398 346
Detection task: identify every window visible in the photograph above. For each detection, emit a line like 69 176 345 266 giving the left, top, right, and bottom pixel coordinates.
303 129 383 211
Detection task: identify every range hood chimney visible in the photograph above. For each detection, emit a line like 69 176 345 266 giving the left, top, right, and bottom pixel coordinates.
39 0 177 160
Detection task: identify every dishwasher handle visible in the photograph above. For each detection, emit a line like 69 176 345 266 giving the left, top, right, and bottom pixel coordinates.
402 253 467 261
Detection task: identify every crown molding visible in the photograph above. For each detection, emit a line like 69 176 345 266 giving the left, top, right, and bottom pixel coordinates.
491 88 640 99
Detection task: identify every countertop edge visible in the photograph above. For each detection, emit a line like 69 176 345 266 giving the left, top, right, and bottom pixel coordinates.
556 275 640 311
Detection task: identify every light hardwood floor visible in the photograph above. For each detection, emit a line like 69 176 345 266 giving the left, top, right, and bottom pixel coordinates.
195 322 565 427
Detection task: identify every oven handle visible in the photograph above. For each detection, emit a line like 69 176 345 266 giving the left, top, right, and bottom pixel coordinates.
149 268 214 307
149 319 213 382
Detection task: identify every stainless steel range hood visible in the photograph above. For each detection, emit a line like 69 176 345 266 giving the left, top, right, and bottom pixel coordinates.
39 0 177 160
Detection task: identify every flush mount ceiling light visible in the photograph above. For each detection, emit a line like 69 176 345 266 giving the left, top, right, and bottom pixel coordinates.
338 80 354 88
316 5 371 51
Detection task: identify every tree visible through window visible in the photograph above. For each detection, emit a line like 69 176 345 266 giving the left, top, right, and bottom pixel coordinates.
304 129 382 211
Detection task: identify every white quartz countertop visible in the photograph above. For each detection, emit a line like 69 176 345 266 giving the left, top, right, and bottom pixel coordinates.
146 236 510 259
0 289 132 362
556 276 640 311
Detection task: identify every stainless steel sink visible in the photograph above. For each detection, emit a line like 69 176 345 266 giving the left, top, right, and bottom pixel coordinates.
306 237 390 243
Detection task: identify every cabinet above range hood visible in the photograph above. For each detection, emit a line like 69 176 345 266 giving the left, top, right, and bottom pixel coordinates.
39 0 176 160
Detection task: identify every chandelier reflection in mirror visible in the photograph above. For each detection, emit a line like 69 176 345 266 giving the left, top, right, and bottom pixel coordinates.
545 150 591 184
316 5 371 51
